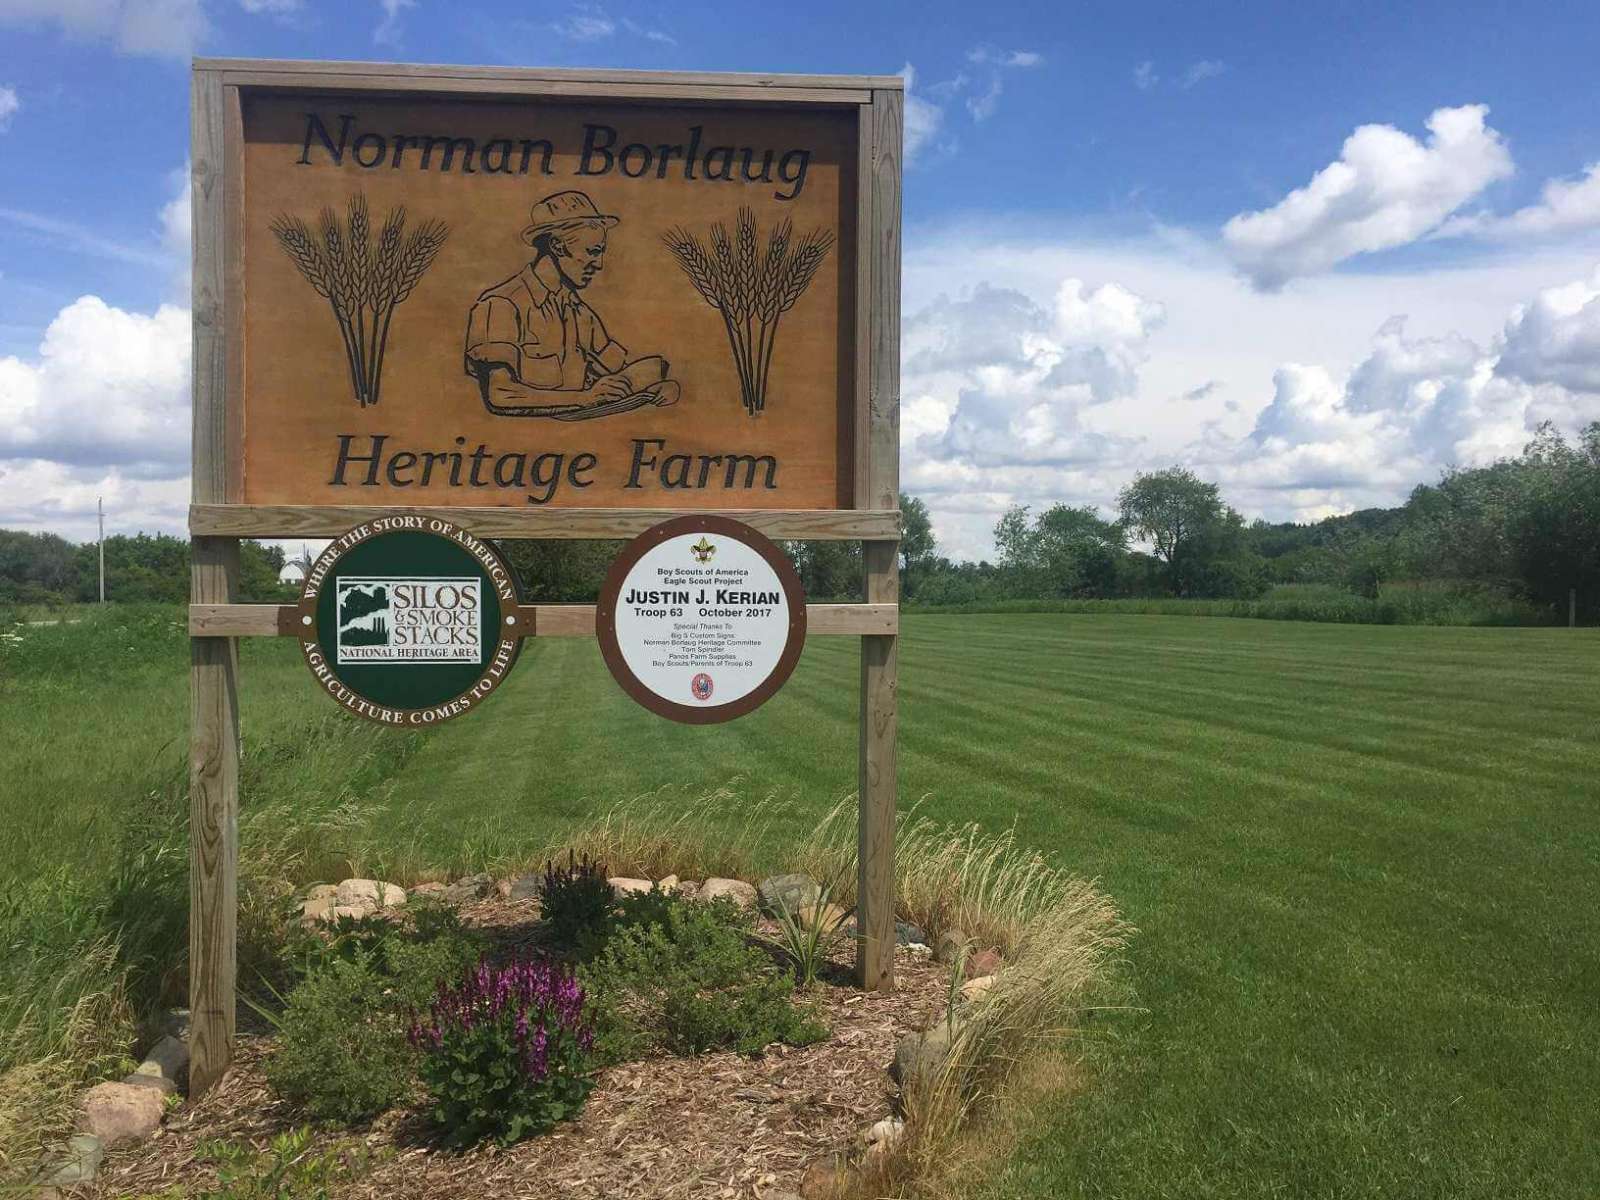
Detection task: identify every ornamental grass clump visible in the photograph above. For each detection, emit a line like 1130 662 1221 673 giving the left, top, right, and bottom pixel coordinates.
536 850 615 951
409 956 596 1147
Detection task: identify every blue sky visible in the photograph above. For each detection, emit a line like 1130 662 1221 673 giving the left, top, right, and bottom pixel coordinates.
3 0 1600 556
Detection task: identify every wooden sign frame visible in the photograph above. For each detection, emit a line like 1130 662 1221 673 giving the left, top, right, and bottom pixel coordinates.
188 59 901 1096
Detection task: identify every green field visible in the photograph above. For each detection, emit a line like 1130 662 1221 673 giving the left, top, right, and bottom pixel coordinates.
4 609 1599 1197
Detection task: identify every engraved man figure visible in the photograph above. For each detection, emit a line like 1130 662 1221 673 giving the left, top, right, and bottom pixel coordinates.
464 191 680 419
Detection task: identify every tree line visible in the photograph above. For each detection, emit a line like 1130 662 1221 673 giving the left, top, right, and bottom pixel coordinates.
0 532 292 605
3 422 1594 622
903 422 1600 623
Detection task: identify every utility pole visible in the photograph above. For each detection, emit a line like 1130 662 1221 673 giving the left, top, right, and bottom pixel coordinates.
1571 588 1578 629
98 497 106 603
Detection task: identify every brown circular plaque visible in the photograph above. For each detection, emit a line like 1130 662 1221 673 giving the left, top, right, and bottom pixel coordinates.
295 515 525 726
596 515 807 724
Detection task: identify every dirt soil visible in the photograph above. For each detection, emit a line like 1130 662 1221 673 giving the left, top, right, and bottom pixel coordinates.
89 894 947 1200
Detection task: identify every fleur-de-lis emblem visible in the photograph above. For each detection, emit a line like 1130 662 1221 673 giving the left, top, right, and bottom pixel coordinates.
690 536 716 564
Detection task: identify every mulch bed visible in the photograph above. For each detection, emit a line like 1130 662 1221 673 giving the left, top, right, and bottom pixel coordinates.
90 894 947 1200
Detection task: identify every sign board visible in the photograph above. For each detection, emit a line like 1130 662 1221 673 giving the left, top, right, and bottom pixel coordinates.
296 515 522 724
238 91 856 511
186 61 902 1097
596 516 805 723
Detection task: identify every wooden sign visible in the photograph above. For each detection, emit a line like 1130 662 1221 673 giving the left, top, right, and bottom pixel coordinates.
187 61 902 1098
295 515 522 724
239 90 856 511
596 516 806 723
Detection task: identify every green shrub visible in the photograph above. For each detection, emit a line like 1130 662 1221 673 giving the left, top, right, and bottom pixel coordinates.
185 1127 371 1199
264 953 412 1123
536 851 615 951
613 884 680 933
279 913 395 984
409 957 596 1147
587 897 826 1057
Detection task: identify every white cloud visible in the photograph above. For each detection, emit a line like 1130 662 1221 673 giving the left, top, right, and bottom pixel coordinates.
901 221 1600 558
1222 104 1513 290
1441 162 1600 240
900 64 944 164
619 16 675 45
0 85 18 131
1179 59 1227 88
0 0 208 57
1498 267 1600 392
0 207 173 268
0 459 189 541
553 10 613 40
1133 61 1158 90
967 45 1043 69
966 77 1002 122
0 295 191 473
374 0 413 46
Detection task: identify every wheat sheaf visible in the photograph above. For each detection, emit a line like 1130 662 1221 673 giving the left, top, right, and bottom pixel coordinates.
662 208 834 416
270 194 448 408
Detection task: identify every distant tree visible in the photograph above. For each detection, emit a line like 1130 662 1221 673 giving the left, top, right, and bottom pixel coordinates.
1117 467 1263 597
497 540 624 603
784 540 862 601
898 493 936 599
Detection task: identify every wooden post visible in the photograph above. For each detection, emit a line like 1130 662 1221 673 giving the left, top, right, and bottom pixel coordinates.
1571 588 1577 629
189 66 240 1096
856 85 902 993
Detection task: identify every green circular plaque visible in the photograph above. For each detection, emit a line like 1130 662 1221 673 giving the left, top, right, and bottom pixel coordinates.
296 516 525 725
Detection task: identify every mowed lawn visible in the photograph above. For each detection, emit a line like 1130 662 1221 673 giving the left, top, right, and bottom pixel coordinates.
379 615 1600 1198
5 612 1597 1195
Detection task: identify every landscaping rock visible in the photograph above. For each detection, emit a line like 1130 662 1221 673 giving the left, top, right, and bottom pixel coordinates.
795 902 850 933
300 895 335 923
965 947 1002 979
959 974 997 1002
896 921 927 946
609 877 653 898
799 1156 856 1199
333 878 405 915
123 1034 188 1095
935 927 971 964
759 873 821 915
866 1115 904 1143
841 918 929 945
698 877 757 909
442 873 495 904
46 1134 103 1187
892 1017 960 1087
507 873 542 901
79 1081 164 1146
143 1034 189 1080
864 1115 906 1154
120 1070 175 1096
657 873 680 893
163 1009 190 1041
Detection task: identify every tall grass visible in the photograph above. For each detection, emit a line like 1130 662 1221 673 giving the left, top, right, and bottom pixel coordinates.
0 706 428 1189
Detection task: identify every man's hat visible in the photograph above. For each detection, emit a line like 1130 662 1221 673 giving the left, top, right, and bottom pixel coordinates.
521 191 620 244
